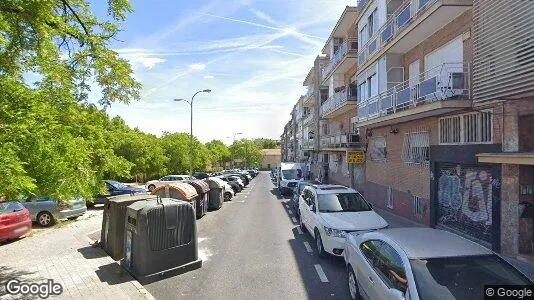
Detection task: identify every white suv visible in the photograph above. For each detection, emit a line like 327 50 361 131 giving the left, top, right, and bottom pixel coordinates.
298 184 388 258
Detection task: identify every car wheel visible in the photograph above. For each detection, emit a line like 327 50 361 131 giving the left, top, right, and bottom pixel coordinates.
315 229 327 258
148 185 156 192
37 211 54 227
348 267 361 300
224 192 232 201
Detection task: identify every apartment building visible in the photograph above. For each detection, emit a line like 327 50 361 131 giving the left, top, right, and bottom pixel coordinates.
355 0 534 256
309 6 365 188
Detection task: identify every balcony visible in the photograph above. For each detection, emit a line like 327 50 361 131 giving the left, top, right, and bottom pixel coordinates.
302 139 314 151
358 63 472 128
357 0 472 67
304 86 315 105
320 133 361 150
320 88 357 119
321 39 358 83
303 112 315 125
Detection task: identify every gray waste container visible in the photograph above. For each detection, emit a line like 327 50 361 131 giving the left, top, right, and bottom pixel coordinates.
204 177 226 210
101 194 157 260
121 197 201 283
185 180 210 219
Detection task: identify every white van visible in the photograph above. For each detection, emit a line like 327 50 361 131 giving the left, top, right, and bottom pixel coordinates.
277 162 305 195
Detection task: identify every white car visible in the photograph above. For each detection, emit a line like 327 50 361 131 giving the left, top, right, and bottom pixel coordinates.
343 228 533 300
145 174 195 192
223 183 234 201
298 184 388 258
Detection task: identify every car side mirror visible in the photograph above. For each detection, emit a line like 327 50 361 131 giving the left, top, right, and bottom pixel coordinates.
386 288 405 300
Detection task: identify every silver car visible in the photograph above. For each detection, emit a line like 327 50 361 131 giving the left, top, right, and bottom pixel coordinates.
22 197 87 227
343 228 532 300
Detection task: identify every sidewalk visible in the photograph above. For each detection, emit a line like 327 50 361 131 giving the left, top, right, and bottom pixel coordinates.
375 207 534 282
0 209 154 299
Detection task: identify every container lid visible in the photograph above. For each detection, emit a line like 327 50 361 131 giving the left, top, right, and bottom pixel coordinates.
151 182 198 200
108 194 157 203
185 180 210 193
204 177 226 189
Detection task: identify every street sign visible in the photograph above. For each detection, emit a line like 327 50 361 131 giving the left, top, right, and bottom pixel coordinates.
347 151 365 164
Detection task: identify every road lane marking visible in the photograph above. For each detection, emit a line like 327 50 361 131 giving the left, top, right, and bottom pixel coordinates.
314 264 329 283
291 217 297 223
288 209 293 215
303 241 313 253
296 227 303 235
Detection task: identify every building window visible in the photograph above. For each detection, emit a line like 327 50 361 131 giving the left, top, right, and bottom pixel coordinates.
386 186 393 208
412 196 424 218
360 24 368 46
368 9 378 36
439 111 492 144
359 82 368 102
402 132 430 164
369 136 387 161
521 185 534 195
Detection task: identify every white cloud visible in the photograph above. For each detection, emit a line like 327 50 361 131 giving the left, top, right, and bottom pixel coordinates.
203 75 215 79
135 57 165 69
189 63 206 71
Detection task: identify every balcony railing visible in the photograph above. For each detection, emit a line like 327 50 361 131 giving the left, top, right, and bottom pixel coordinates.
320 133 361 149
322 39 358 82
358 0 368 11
358 63 470 121
304 86 315 101
303 112 315 125
358 0 439 66
320 89 357 117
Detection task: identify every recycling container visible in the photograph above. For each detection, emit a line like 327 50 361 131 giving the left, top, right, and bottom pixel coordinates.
184 180 210 219
204 177 226 210
151 182 198 215
121 197 201 283
101 194 157 260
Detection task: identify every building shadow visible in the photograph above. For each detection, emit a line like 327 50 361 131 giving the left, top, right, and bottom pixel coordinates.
95 262 134 285
77 245 108 259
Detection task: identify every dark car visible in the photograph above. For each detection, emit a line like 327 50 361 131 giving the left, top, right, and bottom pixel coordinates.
93 180 147 205
218 178 242 193
224 173 249 186
245 170 257 178
193 172 210 180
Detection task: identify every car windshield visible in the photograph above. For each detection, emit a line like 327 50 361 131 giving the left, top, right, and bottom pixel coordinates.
282 169 301 180
317 193 371 213
410 255 532 299
108 181 127 189
0 202 24 215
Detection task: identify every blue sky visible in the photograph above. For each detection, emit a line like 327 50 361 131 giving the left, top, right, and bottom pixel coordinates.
94 0 349 144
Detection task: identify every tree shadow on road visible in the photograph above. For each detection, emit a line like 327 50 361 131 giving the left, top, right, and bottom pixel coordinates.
78 245 108 259
0 266 48 299
95 262 134 285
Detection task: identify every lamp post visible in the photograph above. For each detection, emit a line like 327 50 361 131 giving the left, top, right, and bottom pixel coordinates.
174 89 211 176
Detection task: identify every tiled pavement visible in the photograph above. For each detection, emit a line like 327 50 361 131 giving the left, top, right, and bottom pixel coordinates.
0 209 154 299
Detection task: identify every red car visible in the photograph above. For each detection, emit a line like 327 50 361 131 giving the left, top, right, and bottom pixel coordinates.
0 201 32 243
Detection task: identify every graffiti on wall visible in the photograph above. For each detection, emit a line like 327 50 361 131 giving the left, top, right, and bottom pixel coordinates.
437 165 495 242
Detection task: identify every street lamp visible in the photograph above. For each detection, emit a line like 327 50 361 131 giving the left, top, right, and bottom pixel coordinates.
174 89 212 176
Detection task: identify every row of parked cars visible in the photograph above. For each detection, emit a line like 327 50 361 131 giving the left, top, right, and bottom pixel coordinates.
0 169 260 244
287 180 533 300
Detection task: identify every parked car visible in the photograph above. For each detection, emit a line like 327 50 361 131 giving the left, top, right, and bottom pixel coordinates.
193 172 210 180
223 172 249 186
93 180 147 205
0 201 32 243
292 180 321 207
22 197 87 227
245 170 258 177
298 184 388 258
217 176 242 193
344 228 533 300
223 183 234 201
145 175 195 192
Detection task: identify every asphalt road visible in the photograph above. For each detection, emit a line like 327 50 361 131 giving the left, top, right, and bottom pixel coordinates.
144 171 351 299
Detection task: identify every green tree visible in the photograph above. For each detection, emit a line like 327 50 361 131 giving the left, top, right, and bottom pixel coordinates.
0 0 140 200
205 140 231 170
230 139 263 169
253 138 279 149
